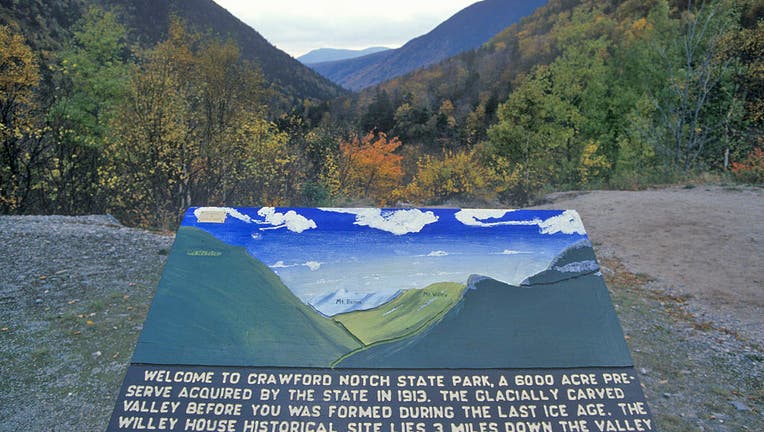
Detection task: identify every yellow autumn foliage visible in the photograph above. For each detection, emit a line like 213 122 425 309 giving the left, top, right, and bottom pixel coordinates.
403 150 490 204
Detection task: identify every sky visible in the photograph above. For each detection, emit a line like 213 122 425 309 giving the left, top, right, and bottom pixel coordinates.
212 0 479 58
185 207 590 315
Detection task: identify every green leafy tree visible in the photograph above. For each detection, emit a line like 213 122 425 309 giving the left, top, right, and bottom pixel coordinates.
45 7 130 213
487 35 614 192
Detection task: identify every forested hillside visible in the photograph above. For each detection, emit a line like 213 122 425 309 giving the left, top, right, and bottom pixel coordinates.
0 0 345 106
332 0 763 203
0 0 762 230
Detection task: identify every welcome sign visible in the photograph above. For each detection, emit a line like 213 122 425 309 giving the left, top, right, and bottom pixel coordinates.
107 207 654 432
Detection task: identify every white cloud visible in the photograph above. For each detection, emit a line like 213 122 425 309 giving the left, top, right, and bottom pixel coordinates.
427 250 449 257
321 208 438 235
255 207 317 233
212 0 477 56
538 210 586 235
193 207 253 223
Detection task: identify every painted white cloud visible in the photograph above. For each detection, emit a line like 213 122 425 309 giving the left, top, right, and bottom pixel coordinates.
321 208 438 235
194 207 253 223
538 210 586 235
455 209 508 225
455 208 586 236
271 260 322 271
455 209 539 228
304 261 322 271
255 207 317 233
427 250 449 257
500 250 529 255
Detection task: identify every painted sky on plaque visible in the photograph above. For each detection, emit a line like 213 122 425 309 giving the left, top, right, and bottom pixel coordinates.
182 207 587 315
133 207 630 368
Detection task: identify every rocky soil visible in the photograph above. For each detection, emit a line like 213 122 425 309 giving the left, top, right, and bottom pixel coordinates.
0 216 174 431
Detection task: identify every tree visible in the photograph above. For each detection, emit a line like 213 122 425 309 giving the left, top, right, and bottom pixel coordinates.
337 131 403 205
102 29 190 228
651 0 740 172
0 25 42 213
45 7 130 213
487 5 618 191
360 89 395 133
403 150 490 204
188 34 267 205
103 20 271 228
717 18 764 167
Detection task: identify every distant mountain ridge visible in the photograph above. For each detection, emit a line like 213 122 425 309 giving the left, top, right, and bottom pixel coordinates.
298 47 391 65
309 0 548 90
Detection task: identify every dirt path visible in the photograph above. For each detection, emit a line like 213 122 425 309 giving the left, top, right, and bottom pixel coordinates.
533 185 764 347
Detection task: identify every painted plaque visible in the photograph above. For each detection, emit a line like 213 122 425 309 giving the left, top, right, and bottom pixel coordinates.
107 208 654 432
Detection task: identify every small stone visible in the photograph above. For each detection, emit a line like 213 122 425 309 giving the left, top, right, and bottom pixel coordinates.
640 368 648 375
730 401 750 411
34 298 43 304
663 393 671 399
92 351 102 358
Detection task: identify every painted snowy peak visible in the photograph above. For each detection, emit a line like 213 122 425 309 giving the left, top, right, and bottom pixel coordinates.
309 289 403 316
466 274 492 290
521 239 599 286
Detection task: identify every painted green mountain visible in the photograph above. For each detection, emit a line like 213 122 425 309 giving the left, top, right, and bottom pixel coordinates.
334 282 465 346
132 227 362 367
338 272 633 369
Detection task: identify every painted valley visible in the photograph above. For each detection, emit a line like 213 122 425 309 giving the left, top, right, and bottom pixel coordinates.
131 207 632 369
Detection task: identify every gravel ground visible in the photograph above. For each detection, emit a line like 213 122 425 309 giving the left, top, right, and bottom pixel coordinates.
0 216 174 432
1 187 762 431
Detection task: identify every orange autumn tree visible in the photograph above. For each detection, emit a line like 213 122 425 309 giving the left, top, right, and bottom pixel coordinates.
338 131 403 205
